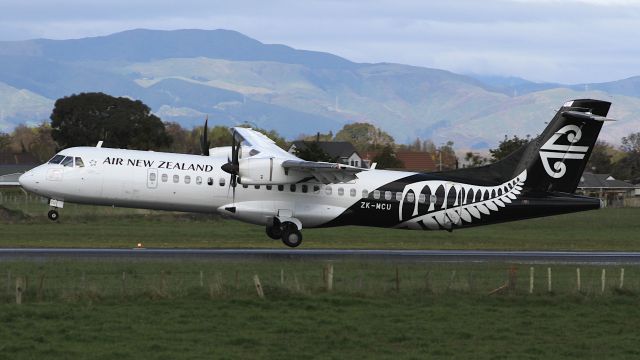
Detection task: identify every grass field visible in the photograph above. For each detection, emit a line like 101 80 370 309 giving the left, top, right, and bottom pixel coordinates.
1 260 639 359
1 189 639 250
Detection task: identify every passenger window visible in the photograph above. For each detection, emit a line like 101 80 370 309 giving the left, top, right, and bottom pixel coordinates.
406 193 415 203
196 176 202 185
219 178 225 186
350 188 356 197
362 189 369 198
384 191 392 201
173 175 179 183
207 177 213 186
338 188 344 196
75 157 84 167
302 185 308 193
48 155 65 164
278 185 284 191
290 184 296 192
430 194 437 204
185 176 191 184
419 194 426 203
149 173 156 182
61 156 74 167
325 186 332 195
243 184 248 188
254 185 260 189
266 185 272 190
373 190 380 199
395 192 402 201
162 174 168 182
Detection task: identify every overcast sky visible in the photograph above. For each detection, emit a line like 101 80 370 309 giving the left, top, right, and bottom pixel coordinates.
1 0 639 84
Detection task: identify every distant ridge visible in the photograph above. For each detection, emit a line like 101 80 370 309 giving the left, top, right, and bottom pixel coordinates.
0 28 638 148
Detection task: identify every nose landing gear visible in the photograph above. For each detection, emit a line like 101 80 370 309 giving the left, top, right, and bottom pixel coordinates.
47 209 59 221
47 199 64 222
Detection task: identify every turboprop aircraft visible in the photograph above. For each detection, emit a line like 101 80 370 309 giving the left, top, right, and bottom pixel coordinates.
19 99 613 247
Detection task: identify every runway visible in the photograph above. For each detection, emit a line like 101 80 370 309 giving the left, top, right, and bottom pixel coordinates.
1 248 640 264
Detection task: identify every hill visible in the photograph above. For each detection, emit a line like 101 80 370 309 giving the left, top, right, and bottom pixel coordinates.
0 29 638 148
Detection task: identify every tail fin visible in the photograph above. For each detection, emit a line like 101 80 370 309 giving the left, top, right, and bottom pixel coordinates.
519 99 612 193
437 99 612 193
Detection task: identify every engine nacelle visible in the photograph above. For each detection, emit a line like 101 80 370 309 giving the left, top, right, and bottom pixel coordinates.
238 157 305 185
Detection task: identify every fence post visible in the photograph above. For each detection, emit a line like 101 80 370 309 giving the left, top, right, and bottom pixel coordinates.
547 267 552 293
529 267 534 294
395 266 400 292
280 269 284 285
601 269 606 294
576 268 581 293
15 277 24 305
199 271 204 288
325 264 334 292
619 268 625 289
253 275 264 298
6 270 10 295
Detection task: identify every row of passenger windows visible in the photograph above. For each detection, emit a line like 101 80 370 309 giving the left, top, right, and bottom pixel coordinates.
150 173 439 204
48 155 85 168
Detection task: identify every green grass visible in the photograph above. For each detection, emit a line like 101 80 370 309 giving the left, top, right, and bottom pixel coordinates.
1 189 639 249
1 260 639 359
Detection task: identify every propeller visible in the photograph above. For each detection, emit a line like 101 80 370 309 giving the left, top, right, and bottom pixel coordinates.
200 115 210 156
221 129 240 203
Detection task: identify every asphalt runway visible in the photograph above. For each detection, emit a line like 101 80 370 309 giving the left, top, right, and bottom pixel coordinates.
1 248 640 264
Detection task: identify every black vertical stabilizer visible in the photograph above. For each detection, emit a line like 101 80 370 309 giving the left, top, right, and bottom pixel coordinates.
517 99 611 193
436 99 611 193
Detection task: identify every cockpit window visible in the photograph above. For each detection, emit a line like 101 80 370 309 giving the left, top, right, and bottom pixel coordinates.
75 157 85 167
61 156 74 167
48 155 65 164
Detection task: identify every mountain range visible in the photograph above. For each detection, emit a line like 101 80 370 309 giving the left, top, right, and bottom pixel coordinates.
0 28 638 149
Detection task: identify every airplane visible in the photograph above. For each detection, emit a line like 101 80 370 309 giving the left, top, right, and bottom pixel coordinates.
19 99 613 248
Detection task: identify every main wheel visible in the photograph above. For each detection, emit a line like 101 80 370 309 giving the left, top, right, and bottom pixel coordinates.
266 226 282 240
47 209 59 221
281 223 302 248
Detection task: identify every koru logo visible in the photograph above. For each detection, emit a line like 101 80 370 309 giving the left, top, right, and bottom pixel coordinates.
539 125 588 179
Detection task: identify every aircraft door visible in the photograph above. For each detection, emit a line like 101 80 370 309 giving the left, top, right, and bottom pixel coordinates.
147 168 158 189
444 182 463 230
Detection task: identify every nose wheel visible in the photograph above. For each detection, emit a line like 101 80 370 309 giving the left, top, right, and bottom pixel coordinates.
47 209 59 221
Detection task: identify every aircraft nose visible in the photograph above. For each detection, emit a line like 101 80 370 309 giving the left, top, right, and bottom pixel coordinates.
18 170 36 191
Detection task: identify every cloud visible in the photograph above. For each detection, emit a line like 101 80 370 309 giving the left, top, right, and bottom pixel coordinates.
1 0 639 83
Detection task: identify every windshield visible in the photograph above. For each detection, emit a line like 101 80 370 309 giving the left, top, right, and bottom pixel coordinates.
48 154 65 164
60 156 74 167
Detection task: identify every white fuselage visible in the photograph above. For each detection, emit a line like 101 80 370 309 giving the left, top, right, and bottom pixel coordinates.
19 147 412 228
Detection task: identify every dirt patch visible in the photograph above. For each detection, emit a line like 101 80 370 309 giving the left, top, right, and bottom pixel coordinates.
0 205 29 223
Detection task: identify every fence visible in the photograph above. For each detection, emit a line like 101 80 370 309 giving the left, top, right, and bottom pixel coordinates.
2 262 638 304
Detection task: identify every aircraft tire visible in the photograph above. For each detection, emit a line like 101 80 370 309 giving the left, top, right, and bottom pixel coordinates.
281 223 302 248
47 210 59 221
266 225 282 240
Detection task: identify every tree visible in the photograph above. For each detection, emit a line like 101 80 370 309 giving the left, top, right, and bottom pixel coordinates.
489 135 530 162
335 123 394 153
621 133 640 153
612 152 640 182
50 92 171 150
29 123 58 162
372 145 404 169
436 141 457 170
0 131 11 151
293 141 338 162
586 140 614 173
463 152 488 168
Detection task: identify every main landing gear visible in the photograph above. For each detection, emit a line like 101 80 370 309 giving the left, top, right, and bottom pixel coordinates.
266 218 303 248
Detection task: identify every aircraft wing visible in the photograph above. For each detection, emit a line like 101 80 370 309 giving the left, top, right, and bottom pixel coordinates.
233 127 367 184
281 160 363 183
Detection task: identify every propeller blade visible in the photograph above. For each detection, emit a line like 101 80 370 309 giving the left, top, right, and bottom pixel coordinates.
200 116 210 156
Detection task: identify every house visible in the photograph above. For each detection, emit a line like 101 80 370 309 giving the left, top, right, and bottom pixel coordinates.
0 152 40 186
288 141 365 168
394 151 438 172
576 172 639 207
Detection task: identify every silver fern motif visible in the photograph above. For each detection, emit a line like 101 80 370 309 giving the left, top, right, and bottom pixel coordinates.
396 170 527 230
